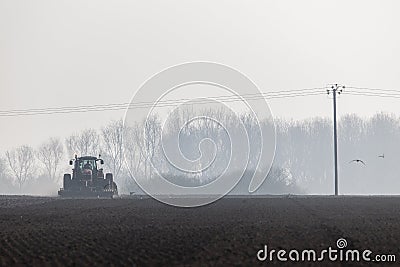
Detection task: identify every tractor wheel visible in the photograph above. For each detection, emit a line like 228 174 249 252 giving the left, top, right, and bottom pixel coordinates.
63 174 71 189
113 182 118 196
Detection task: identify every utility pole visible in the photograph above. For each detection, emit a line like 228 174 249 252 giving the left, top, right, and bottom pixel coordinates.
327 84 345 196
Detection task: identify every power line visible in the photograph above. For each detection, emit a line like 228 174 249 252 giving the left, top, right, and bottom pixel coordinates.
332 85 400 99
345 91 400 99
0 87 325 114
3 85 399 117
0 92 326 117
346 86 400 94
0 88 326 117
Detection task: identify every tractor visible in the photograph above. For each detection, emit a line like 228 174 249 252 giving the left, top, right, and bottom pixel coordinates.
58 155 118 198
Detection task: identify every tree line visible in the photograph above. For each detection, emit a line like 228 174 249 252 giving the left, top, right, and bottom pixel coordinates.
0 112 398 195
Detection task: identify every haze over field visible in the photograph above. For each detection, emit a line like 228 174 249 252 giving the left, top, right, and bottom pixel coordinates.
0 112 399 196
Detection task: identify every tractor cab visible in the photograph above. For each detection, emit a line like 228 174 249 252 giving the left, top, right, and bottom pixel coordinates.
82 158 95 171
70 155 104 181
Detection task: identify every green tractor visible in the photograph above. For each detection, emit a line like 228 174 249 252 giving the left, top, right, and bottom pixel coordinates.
58 155 118 198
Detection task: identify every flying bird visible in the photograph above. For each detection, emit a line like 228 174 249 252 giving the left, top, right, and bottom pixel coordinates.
378 154 385 158
349 159 366 165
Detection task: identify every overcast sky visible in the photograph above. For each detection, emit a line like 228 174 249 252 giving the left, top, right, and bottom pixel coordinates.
1 0 400 151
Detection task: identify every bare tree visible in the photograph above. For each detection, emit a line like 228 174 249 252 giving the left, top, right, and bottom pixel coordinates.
65 129 99 157
126 116 162 180
143 115 161 178
5 145 36 191
101 120 125 179
124 123 145 180
37 137 64 183
0 156 7 180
